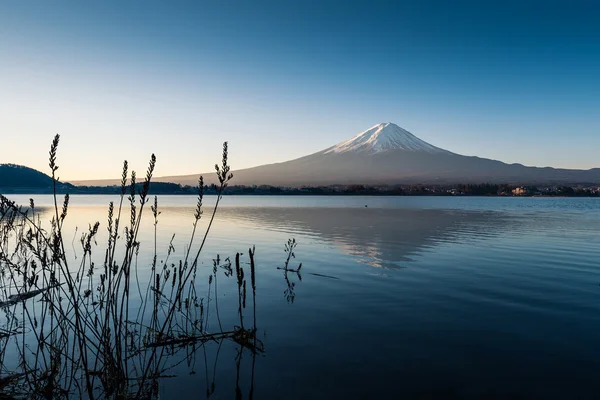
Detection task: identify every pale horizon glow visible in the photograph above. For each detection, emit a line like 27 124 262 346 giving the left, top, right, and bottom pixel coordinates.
1 1 599 181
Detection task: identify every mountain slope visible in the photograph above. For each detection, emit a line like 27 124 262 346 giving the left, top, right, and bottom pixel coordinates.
71 123 600 187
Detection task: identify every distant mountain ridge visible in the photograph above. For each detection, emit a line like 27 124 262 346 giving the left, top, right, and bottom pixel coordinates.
70 122 600 187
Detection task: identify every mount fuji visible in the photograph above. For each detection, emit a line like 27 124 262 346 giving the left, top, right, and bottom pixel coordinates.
323 122 449 155
73 123 600 187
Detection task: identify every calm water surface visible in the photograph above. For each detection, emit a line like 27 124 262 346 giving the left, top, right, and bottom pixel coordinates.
6 195 600 399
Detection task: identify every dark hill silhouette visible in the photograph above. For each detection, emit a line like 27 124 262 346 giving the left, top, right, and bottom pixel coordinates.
0 164 73 193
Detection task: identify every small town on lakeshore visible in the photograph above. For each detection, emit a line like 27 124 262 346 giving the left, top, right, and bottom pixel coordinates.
3 181 599 197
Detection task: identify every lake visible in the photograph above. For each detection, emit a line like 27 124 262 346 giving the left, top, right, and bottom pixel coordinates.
3 194 600 399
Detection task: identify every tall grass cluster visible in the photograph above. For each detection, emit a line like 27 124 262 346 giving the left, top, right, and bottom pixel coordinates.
0 135 265 399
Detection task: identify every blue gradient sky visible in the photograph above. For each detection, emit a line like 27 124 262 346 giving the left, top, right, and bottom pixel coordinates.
1 0 599 180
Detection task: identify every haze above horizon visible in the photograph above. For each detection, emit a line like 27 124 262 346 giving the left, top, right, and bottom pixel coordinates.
1 0 599 180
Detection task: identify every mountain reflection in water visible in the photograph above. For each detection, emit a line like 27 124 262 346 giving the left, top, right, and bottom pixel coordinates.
216 207 507 268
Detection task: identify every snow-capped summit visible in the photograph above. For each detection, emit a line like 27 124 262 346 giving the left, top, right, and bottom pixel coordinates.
324 122 449 155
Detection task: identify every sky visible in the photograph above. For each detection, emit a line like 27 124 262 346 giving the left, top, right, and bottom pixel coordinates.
1 0 599 180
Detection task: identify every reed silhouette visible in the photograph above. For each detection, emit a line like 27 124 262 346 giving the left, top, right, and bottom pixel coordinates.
0 135 275 399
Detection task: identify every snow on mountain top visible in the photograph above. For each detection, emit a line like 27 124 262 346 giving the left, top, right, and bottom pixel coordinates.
324 122 449 155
